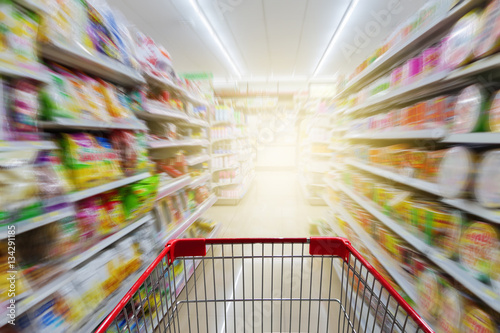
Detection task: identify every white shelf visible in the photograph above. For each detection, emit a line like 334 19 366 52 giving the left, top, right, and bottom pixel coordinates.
211 137 236 144
211 120 235 126
135 107 188 122
68 172 151 202
156 175 192 200
186 117 209 127
0 206 75 239
212 152 236 157
323 177 337 191
346 128 447 140
0 140 59 151
442 198 500 224
65 214 153 270
189 173 211 188
337 0 482 97
212 179 241 188
148 139 209 149
446 51 500 82
347 159 441 196
41 41 145 87
442 132 500 144
0 63 49 83
185 154 210 166
39 117 147 131
162 195 217 243
346 71 448 114
212 165 239 173
337 183 500 312
334 202 418 301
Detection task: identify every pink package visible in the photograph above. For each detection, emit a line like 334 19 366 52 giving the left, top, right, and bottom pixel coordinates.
403 56 423 85
423 44 442 76
390 66 404 88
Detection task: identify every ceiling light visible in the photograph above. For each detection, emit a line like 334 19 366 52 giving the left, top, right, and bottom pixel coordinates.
313 0 358 76
188 0 241 77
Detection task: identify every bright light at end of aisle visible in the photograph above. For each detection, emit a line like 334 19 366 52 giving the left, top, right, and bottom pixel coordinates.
188 0 242 77
313 0 359 76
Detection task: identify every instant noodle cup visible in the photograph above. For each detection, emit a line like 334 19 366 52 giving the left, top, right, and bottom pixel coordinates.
488 89 500 132
459 221 499 281
424 149 447 182
452 84 490 134
474 0 500 59
438 146 475 198
444 9 481 69
417 267 444 319
427 207 463 258
475 150 500 208
462 306 498 333
438 287 463 333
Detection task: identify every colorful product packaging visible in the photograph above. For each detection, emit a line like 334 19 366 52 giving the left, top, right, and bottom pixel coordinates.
452 84 490 134
444 9 481 69
459 221 499 282
475 150 500 208
474 0 500 59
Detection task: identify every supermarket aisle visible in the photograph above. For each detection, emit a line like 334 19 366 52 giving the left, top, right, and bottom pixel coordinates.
207 171 326 238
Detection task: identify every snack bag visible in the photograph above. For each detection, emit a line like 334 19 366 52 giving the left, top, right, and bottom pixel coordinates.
0 1 40 67
9 79 39 140
0 150 42 224
95 136 122 181
76 72 111 122
86 0 122 62
103 190 126 226
40 69 80 120
135 132 150 171
95 195 118 236
110 130 137 176
76 198 100 247
98 79 130 119
61 133 100 190
53 65 101 121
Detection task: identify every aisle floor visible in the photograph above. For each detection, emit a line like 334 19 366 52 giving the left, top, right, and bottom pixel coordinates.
207 171 326 238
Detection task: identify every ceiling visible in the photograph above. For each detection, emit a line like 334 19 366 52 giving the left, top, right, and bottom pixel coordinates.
107 0 427 93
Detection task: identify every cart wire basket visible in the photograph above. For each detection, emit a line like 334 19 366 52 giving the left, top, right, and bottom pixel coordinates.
95 237 433 333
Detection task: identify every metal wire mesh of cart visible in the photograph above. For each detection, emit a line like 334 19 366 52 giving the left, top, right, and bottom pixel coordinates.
95 238 433 333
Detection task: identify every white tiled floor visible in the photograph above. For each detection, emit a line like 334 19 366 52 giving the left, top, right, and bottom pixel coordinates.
206 171 327 238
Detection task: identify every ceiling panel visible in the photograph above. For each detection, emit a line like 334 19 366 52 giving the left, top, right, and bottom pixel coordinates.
263 0 308 76
293 0 350 75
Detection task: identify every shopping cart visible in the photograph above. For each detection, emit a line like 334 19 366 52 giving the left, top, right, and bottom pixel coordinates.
95 237 433 333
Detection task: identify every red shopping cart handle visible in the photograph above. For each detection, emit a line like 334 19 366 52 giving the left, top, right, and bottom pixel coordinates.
95 237 434 333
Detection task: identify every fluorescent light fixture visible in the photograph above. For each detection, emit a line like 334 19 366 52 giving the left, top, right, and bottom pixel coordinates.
188 0 241 77
313 0 358 76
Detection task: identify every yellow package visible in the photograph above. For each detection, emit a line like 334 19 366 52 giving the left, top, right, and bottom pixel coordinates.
77 73 111 122
61 133 100 190
98 79 132 119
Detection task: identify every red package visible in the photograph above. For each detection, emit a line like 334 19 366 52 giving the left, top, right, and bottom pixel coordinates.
110 130 138 176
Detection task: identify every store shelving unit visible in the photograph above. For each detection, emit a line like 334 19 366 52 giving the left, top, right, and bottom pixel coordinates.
6 213 156 327
346 159 441 196
325 1 500 325
0 206 75 239
67 172 152 202
336 0 483 98
39 118 148 131
298 116 333 206
148 138 209 149
0 140 59 151
156 175 192 200
211 108 254 205
160 194 218 243
334 183 500 312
